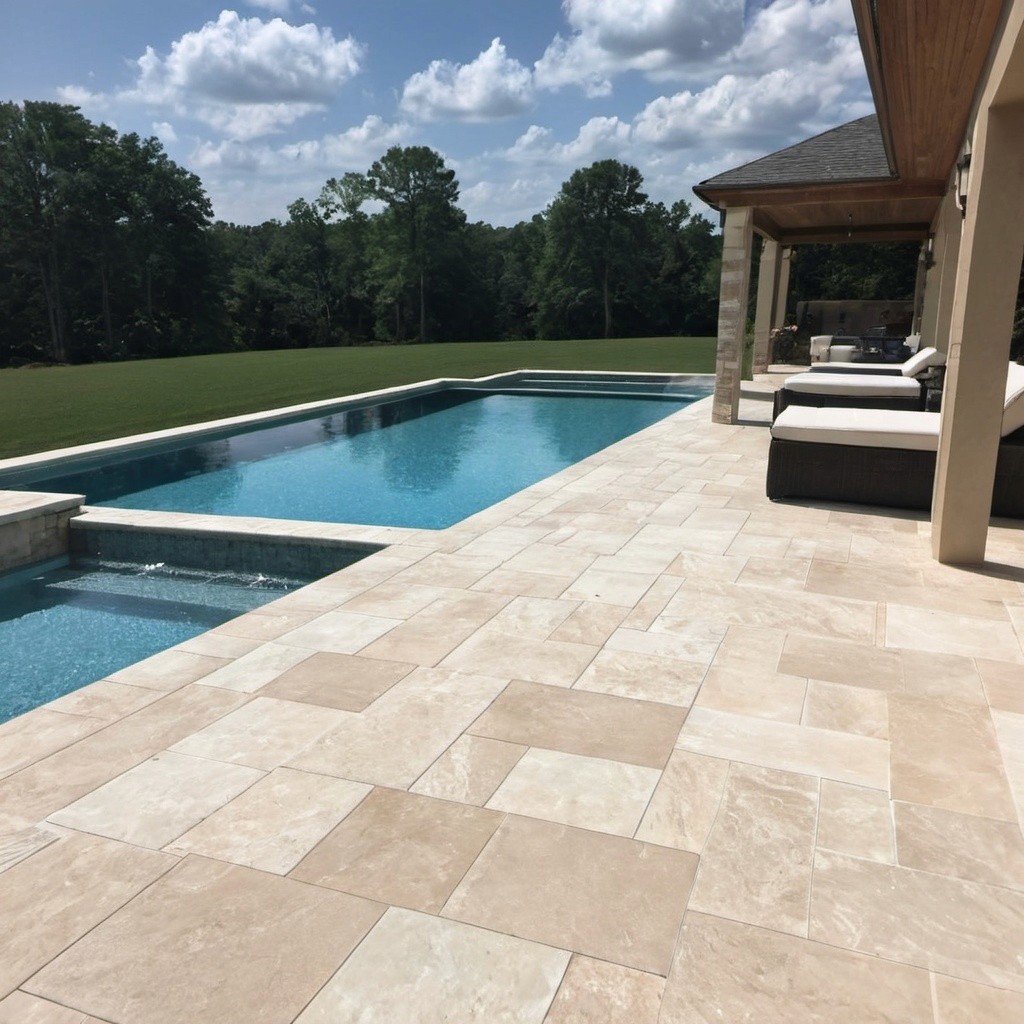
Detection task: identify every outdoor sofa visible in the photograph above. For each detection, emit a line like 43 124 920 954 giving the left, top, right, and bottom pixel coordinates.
772 347 946 418
766 360 1024 515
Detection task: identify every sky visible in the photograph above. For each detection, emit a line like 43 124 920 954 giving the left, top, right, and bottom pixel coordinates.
0 1 874 227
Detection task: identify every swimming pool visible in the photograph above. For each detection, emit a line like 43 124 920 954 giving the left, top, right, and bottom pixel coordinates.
0 558 306 722
0 383 709 529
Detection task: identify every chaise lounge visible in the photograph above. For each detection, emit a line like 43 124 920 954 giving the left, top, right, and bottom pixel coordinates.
772 348 946 418
767 361 1024 515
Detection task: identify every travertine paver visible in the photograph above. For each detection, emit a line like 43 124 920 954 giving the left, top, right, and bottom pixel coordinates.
3 387 1024 1022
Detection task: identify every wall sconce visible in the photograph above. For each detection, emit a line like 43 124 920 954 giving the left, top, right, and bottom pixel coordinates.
920 234 935 269
955 150 972 218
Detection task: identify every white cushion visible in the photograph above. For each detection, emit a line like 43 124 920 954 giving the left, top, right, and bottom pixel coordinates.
808 362 903 375
782 373 921 397
1002 361 1024 435
904 334 922 353
899 347 945 377
771 406 941 451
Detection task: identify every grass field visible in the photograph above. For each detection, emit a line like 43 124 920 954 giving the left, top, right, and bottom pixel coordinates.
0 337 716 458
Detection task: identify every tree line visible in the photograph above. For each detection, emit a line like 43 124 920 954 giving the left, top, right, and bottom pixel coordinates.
5 101 1011 369
0 102 723 366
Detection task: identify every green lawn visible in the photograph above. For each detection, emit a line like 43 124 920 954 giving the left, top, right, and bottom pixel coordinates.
0 337 715 458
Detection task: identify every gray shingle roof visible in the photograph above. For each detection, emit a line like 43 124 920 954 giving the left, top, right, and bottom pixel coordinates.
696 115 893 191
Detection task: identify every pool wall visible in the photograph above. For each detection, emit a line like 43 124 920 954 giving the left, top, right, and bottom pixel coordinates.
0 491 83 573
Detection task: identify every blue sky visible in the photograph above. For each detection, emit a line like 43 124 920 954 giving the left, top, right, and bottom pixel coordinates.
0 1 873 226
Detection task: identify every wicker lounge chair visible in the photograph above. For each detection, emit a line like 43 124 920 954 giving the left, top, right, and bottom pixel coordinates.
766 361 1024 515
806 346 944 375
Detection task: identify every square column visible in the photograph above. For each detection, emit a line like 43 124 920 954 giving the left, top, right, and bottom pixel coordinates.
752 239 782 375
712 206 754 424
774 247 792 331
932 102 1024 563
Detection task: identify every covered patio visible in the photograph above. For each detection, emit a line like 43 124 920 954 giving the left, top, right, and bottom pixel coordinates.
695 0 1024 565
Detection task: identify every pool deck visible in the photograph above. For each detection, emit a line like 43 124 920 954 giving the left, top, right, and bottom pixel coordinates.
2 388 1024 1022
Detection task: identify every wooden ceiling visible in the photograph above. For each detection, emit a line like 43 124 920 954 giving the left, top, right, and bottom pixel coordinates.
696 1 1007 243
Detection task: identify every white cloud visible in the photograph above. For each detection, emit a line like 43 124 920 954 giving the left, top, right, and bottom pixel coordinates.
505 116 632 165
246 0 292 13
535 0 745 94
152 120 178 143
401 38 535 122
61 10 364 140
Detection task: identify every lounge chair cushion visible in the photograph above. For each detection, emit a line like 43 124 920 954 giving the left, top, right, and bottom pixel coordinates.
1003 361 1024 435
899 347 945 377
771 406 941 451
781 373 922 397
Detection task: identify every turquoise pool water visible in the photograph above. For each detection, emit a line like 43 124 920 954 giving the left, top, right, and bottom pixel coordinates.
3 386 707 528
0 560 302 722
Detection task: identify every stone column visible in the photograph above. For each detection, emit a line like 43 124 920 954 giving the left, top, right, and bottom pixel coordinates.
752 238 781 375
932 101 1024 563
774 247 792 330
919 190 961 349
712 206 754 424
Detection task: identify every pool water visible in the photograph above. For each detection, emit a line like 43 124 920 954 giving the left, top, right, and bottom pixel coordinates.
5 388 706 528
0 559 303 722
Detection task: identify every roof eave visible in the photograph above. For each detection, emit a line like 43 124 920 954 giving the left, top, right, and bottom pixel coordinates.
850 0 899 176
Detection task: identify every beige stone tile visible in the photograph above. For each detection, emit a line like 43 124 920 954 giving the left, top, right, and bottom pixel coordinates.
339 581 451 618
410 735 525 805
26 855 384 1024
889 694 1016 820
504 545 596 578
441 627 597 686
471 567 571 598
43 680 162 721
358 590 511 666
899 649 988 703
893 801 1024 890
49 751 262 849
107 648 231 690
289 667 508 788
663 551 747 582
810 850 1024 991
816 780 895 863
549 601 629 645
0 685 250 831
0 991 98 1023
173 631 261 659
709 624 786 672
171 696 349 770
695 666 807 722
444 815 697 975
574 648 704 706
167 767 370 873
689 763 817 936
886 603 1023 662
213 608 319 641
0 825 58 874
388 551 500 588
486 748 659 836
660 911 932 1024
0 709 106 781
562 568 656 607
543 955 663 1024
977 657 1024 713
193 642 313 693
291 787 502 912
609 622 725 665
276 609 403 655
803 679 889 738
933 975 1024 1024
617 574 684 628
0 831 175 999
635 750 728 853
471 680 686 769
677 706 889 789
736 555 811 589
778 633 903 691
294 907 569 1024
258 651 414 711
485 596 579 639
662 581 877 642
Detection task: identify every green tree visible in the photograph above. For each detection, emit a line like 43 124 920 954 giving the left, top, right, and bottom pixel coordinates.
536 160 649 339
363 146 464 343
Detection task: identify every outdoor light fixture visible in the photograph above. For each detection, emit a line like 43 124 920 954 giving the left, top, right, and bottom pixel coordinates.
921 234 935 269
956 149 972 218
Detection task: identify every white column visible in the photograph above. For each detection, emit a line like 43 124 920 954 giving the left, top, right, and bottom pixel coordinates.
919 189 961 349
712 206 754 424
752 239 781 376
774 247 792 331
932 101 1024 563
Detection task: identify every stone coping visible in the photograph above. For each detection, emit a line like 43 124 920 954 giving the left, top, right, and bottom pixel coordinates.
0 491 83 527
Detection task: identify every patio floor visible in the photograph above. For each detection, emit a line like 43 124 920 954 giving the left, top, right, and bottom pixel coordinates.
2 387 1024 1023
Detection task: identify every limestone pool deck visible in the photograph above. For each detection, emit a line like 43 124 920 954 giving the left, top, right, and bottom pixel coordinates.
2 387 1024 1023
